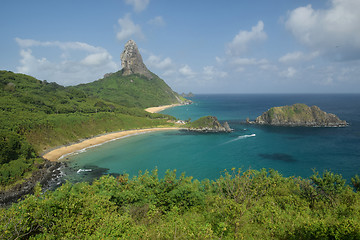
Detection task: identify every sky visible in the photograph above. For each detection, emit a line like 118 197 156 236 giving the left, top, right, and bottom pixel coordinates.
1 0 360 94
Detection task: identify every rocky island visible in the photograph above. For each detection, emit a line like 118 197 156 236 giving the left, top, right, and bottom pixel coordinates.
253 103 347 127
186 116 233 133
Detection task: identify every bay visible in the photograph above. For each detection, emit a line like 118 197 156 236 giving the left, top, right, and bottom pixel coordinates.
64 94 360 183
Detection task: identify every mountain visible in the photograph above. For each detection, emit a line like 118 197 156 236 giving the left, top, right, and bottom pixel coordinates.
254 103 347 127
76 40 185 108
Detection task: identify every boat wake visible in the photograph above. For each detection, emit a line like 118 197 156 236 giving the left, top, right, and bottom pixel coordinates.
77 169 92 174
223 134 256 144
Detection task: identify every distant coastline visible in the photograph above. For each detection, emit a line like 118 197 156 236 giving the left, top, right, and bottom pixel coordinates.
42 127 181 161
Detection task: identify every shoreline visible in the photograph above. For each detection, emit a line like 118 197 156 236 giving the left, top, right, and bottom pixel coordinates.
145 104 182 113
42 127 181 161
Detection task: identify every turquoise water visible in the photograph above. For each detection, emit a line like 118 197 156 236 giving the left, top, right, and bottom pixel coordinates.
64 94 360 182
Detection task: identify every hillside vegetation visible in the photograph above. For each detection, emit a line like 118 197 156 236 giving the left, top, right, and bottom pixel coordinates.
1 168 360 239
0 70 175 187
76 71 184 108
255 103 347 127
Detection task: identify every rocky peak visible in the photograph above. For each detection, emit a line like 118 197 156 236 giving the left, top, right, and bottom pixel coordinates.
120 40 153 79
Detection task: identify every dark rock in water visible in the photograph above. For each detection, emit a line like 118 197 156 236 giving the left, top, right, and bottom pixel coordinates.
259 153 296 162
253 103 347 127
0 160 64 205
120 40 153 79
187 116 233 133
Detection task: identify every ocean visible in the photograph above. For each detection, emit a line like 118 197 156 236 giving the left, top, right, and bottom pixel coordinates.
62 94 360 184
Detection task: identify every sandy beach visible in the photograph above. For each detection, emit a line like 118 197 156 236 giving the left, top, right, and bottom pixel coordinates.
145 104 182 113
42 127 180 161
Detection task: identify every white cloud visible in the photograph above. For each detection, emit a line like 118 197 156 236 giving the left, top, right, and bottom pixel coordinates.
146 54 172 70
215 56 225 64
81 52 113 66
124 0 149 12
148 16 165 26
232 57 268 65
280 67 297 78
116 14 144 41
179 64 195 77
15 38 104 52
279 51 319 63
15 38 118 86
203 66 228 79
227 21 267 56
285 0 360 60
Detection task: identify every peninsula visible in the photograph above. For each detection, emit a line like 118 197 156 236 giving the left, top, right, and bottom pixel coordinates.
253 103 347 127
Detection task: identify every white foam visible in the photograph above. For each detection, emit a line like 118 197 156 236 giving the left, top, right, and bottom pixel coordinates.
223 134 256 144
77 169 92 174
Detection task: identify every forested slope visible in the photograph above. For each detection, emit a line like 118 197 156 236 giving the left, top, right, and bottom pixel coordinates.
76 71 185 108
0 70 174 187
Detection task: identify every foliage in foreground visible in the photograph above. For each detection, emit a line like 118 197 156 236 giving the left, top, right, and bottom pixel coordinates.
1 169 360 239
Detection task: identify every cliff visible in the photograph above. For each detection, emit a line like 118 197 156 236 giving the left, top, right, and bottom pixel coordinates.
120 40 153 79
76 40 184 108
187 116 233 133
254 103 347 127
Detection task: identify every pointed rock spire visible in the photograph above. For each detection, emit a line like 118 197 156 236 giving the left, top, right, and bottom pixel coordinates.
120 40 153 79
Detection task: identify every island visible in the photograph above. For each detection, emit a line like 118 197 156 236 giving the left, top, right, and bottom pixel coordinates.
253 103 347 127
186 116 233 133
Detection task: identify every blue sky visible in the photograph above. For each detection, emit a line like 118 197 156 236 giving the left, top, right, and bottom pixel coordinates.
1 0 360 93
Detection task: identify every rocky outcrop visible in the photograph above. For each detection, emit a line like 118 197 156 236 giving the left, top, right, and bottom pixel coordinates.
187 116 233 133
254 103 347 127
120 40 153 79
0 160 64 205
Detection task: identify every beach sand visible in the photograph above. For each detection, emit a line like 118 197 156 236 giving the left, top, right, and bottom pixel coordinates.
42 128 180 161
145 104 181 113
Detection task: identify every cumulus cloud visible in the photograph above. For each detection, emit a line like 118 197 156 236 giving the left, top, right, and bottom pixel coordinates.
124 0 149 12
179 64 195 77
280 67 297 78
15 38 103 52
203 66 228 80
232 58 268 65
116 14 144 41
279 51 319 63
227 21 267 56
285 0 360 60
148 16 165 26
146 54 173 70
15 38 118 85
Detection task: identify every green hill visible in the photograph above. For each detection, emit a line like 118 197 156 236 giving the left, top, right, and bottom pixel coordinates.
76 71 184 108
0 70 175 187
255 103 347 127
74 39 186 109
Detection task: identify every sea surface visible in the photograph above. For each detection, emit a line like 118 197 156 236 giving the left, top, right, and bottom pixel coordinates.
62 94 360 184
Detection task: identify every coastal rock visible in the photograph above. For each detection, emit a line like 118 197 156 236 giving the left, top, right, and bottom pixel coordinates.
120 40 153 79
0 160 64 205
254 103 347 127
187 116 233 133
